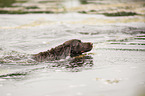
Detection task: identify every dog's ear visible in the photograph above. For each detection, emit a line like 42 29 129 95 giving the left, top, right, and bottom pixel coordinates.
70 41 83 57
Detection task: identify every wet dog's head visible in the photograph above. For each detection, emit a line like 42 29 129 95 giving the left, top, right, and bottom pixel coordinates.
64 39 93 57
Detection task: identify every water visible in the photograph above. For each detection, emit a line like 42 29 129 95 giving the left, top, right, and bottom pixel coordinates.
0 0 145 95
0 13 145 96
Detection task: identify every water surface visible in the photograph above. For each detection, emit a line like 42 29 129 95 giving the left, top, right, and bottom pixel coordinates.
0 13 145 96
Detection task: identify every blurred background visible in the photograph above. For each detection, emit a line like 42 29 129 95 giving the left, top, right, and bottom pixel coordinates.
0 0 145 16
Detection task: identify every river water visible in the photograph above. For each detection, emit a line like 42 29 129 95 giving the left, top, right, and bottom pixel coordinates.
0 1 145 96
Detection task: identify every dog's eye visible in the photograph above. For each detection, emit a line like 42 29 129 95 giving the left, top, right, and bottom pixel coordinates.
78 40 81 43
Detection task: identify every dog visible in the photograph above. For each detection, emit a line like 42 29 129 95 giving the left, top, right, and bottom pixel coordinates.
32 39 93 62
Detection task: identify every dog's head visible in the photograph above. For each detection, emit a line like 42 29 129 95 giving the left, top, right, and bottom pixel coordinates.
64 39 93 57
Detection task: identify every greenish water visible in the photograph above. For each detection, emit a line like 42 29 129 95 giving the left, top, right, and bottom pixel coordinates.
0 0 16 7
0 0 145 16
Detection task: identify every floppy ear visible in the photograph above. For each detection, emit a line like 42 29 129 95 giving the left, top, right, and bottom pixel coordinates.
70 41 83 57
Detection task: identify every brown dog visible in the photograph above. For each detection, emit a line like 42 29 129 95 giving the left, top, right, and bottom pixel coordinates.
33 39 93 62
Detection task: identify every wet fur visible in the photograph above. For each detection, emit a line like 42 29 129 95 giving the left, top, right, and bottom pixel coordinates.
33 39 93 62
